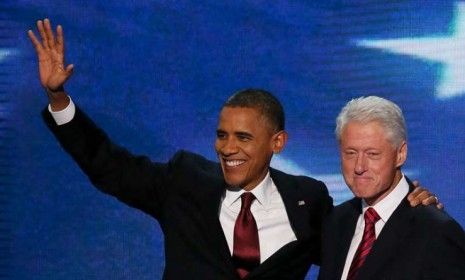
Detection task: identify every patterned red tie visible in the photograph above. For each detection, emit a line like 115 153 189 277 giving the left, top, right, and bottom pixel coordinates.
347 207 381 280
232 192 260 278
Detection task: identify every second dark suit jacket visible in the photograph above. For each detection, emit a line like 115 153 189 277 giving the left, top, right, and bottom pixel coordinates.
319 182 465 280
43 107 333 280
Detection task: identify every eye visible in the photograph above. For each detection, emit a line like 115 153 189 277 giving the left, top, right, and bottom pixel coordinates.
367 151 381 159
216 131 226 139
236 132 253 142
343 150 357 159
238 135 251 142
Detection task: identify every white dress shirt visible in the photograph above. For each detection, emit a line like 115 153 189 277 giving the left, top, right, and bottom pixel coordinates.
50 99 297 264
219 172 297 263
340 175 409 280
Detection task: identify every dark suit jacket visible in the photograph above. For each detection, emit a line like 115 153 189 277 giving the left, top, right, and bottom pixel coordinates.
319 183 465 280
43 107 333 280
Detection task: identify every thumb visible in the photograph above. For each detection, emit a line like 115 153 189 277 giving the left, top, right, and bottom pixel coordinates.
65 64 74 75
62 64 74 83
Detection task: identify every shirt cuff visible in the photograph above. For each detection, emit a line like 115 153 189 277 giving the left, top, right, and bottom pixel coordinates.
48 97 76 125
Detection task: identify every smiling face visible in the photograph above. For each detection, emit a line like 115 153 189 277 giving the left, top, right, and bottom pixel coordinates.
215 106 287 191
340 121 407 206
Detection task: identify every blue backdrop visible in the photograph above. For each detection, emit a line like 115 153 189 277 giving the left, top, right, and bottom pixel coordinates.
3 0 465 279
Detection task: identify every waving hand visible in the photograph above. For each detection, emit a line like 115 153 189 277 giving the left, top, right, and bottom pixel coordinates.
28 18 73 110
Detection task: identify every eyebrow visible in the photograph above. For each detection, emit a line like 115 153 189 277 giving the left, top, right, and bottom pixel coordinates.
215 129 253 138
235 131 253 138
343 147 382 152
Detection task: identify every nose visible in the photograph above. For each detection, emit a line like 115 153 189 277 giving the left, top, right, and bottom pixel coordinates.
354 154 367 175
219 137 239 155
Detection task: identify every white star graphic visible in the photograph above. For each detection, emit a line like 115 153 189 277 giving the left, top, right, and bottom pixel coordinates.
355 2 465 99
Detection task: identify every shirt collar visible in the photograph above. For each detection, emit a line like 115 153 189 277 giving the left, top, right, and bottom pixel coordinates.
362 174 409 223
223 171 273 208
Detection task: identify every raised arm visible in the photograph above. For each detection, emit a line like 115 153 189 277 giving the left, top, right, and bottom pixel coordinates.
28 18 73 111
29 19 171 218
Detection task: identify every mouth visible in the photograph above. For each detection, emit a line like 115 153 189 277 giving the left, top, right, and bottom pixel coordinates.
354 176 372 182
223 159 246 167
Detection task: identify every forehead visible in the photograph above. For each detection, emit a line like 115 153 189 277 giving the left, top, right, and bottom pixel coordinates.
341 121 391 146
218 107 271 130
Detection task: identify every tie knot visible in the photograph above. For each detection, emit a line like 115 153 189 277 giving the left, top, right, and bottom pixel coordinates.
241 192 256 210
364 207 380 224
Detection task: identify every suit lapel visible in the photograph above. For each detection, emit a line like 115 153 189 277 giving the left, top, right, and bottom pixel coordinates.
246 169 310 278
270 168 311 241
199 174 237 277
333 199 361 279
357 192 415 279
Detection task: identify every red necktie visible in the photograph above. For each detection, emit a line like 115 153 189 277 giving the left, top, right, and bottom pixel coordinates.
232 192 260 278
347 207 381 280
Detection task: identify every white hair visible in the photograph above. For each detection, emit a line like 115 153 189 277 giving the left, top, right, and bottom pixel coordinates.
335 96 406 148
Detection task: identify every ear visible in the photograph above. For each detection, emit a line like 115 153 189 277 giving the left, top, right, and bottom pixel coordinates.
272 130 288 154
396 141 407 168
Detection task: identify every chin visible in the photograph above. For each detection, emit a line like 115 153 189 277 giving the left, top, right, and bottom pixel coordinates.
351 189 371 200
355 193 380 205
224 177 243 188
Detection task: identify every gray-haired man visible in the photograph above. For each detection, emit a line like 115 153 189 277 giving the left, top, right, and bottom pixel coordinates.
319 96 465 280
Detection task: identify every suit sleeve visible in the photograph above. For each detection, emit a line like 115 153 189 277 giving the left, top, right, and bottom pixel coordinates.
426 216 465 278
42 105 177 219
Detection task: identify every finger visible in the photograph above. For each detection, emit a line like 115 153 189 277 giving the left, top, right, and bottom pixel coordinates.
408 198 419 207
407 186 424 201
44 18 56 49
56 25 64 54
437 202 444 210
412 180 419 187
37 20 50 49
421 195 437 206
407 193 419 206
407 187 429 206
417 191 433 203
27 30 44 52
409 186 424 197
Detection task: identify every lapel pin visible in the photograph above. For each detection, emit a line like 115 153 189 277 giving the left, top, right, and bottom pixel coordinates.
298 200 305 206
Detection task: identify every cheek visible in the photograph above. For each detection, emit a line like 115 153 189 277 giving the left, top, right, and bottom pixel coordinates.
376 165 395 183
341 162 353 183
242 143 260 158
214 140 221 152
341 159 354 173
370 160 391 178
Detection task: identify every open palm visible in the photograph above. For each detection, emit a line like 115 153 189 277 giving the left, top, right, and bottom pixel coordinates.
28 19 73 91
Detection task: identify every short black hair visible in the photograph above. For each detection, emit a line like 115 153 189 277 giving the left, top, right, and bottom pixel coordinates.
223 88 285 132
